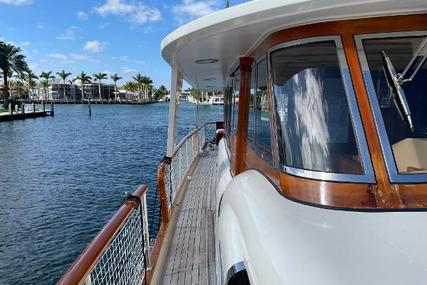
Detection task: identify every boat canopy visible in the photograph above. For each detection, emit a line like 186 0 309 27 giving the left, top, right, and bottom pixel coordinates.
161 0 426 92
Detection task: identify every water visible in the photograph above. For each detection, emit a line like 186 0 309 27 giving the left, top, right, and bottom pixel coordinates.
0 103 222 285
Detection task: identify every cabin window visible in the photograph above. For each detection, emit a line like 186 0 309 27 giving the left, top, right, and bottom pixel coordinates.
270 37 374 182
254 59 273 162
224 79 234 147
232 71 240 134
247 68 256 142
356 32 427 183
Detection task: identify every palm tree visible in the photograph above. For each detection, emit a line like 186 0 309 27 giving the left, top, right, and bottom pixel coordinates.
154 85 169 101
56 70 72 100
0 42 29 107
141 75 153 100
132 73 144 101
25 70 38 99
75 72 91 100
39 71 55 100
110 73 122 101
123 81 138 100
10 80 26 98
39 80 49 101
93 72 107 100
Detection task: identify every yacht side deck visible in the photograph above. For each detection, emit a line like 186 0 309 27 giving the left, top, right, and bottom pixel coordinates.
153 147 217 284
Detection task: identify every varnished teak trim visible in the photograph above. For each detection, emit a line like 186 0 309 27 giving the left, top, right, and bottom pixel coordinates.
233 14 427 209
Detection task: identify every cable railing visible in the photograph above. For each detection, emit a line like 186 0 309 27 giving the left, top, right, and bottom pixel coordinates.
157 121 224 223
57 185 150 285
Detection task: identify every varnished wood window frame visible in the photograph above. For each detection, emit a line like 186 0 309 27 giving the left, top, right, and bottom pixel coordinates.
226 14 427 209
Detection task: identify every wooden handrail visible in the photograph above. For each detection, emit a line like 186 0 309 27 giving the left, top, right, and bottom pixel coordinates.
157 158 170 224
57 185 147 285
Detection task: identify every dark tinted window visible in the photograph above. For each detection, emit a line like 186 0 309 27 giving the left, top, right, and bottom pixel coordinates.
254 60 272 155
224 79 233 146
232 72 240 134
247 68 256 142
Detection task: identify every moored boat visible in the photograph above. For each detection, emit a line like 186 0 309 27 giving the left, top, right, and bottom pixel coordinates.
58 1 427 284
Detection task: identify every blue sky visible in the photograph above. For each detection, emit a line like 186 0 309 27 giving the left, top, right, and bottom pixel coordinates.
0 0 249 89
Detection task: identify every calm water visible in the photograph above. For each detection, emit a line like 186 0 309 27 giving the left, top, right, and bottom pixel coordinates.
0 103 222 285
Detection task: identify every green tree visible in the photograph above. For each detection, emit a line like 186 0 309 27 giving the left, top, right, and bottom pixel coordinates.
123 81 138 100
56 70 72 100
110 73 122 100
39 80 49 100
140 75 153 100
154 85 169 101
132 73 143 101
76 72 92 100
39 71 55 99
25 70 38 99
185 87 201 102
10 80 26 98
0 42 29 107
93 72 107 100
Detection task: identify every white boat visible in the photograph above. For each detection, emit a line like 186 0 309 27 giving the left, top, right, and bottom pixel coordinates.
59 1 427 285
210 95 224 105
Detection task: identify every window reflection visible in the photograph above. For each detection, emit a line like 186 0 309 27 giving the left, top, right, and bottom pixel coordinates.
254 60 272 154
232 72 240 134
247 69 256 141
271 41 363 174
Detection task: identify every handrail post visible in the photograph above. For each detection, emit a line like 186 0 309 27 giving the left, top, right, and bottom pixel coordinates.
142 193 151 269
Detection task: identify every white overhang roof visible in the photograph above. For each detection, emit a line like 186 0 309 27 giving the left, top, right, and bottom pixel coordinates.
161 0 427 92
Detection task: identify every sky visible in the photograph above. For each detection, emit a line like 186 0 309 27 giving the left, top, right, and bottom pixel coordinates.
0 0 250 89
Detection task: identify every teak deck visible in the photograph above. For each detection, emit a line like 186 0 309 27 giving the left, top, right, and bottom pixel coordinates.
158 148 217 285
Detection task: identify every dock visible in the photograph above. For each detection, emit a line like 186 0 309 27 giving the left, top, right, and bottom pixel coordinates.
0 108 53 122
154 148 218 285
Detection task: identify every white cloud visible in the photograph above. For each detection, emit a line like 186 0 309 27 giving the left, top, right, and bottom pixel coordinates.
118 55 129 61
0 0 32 5
83 41 107 53
173 0 220 23
77 11 88 20
57 25 81 40
20 41 31 46
121 66 137 74
46 53 98 64
95 0 161 25
48 53 67 61
69 53 98 63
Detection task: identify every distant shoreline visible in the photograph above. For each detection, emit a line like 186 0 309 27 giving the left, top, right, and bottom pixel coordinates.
18 99 160 105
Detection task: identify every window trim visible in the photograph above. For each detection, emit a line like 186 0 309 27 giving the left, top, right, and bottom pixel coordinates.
355 31 427 183
268 36 375 183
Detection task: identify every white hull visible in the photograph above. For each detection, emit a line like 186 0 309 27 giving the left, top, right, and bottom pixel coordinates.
215 138 427 284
